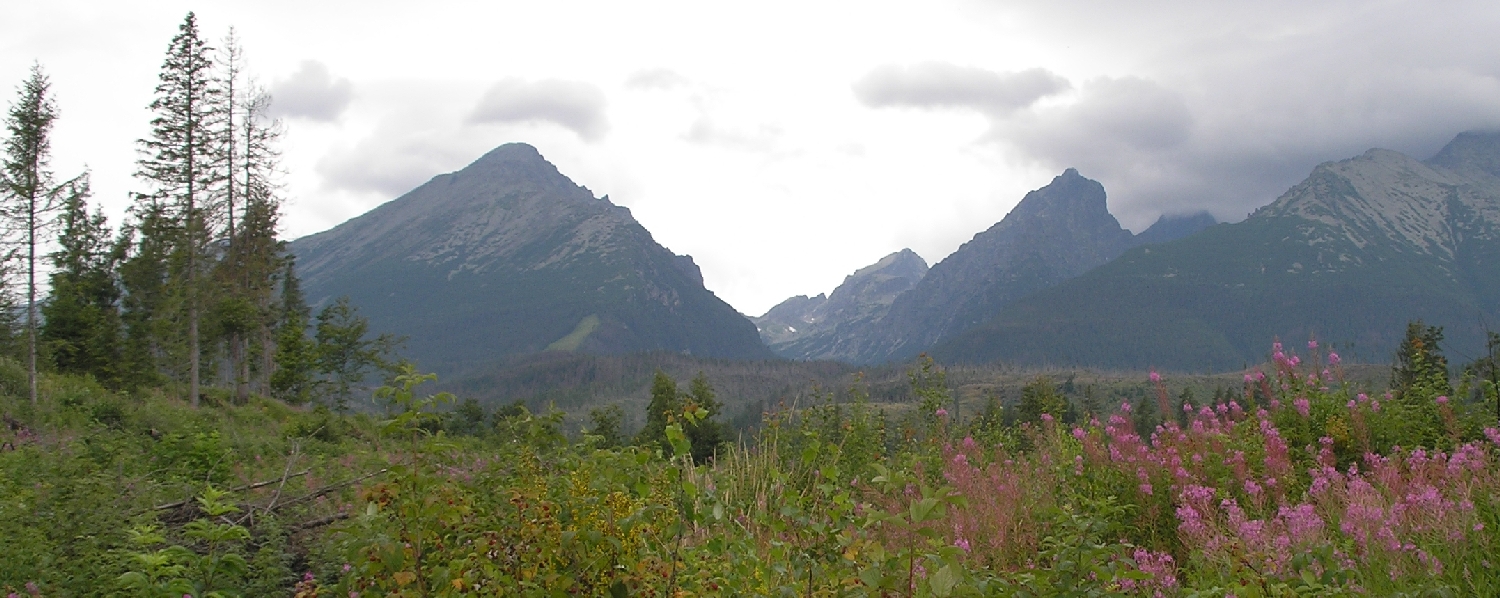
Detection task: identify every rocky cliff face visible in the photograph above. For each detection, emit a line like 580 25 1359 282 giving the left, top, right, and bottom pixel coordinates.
753 249 928 361
291 143 772 372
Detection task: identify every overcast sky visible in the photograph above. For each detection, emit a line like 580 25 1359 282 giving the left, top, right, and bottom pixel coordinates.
7 0 1500 316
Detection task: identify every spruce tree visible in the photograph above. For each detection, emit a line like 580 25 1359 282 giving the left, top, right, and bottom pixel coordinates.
314 296 399 411
2 64 78 405
117 203 174 390
211 31 287 401
636 370 681 454
683 372 727 462
136 12 223 405
270 259 315 404
1392 320 1452 403
41 188 122 386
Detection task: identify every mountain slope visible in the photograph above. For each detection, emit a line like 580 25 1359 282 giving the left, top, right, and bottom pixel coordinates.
753 249 928 360
851 168 1136 364
290 143 772 372
933 134 1500 370
1134 211 1218 246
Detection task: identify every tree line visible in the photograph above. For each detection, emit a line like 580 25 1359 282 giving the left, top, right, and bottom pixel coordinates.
0 13 397 409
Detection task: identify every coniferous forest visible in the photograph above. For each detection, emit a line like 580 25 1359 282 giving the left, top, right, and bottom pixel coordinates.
4 12 1500 598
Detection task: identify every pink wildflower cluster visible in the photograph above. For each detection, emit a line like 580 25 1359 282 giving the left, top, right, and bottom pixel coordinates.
938 437 1055 566
1120 548 1178 594
1064 342 1500 585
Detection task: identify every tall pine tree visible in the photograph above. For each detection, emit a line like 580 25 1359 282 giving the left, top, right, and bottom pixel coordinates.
2 64 79 405
219 83 284 402
136 13 224 405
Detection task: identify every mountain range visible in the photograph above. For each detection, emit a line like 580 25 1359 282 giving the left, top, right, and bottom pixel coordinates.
289 144 771 373
754 170 1215 363
290 131 1500 378
932 132 1500 370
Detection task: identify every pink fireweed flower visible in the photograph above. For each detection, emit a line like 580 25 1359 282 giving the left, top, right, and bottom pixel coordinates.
962 436 977 450
1328 351 1340 365
935 408 948 417
1308 340 1318 350
1244 373 1255 384
1040 413 1054 423
1484 428 1500 448
1294 397 1311 417
955 536 971 552
1072 427 1087 441
1436 395 1449 405
1150 370 1161 383
1127 549 1178 590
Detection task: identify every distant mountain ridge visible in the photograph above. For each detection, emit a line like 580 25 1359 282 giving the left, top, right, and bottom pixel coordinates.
290 143 772 373
757 169 1216 363
753 249 928 361
932 132 1500 370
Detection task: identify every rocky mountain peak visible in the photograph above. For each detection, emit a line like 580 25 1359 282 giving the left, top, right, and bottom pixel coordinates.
753 248 929 360
833 168 1134 363
1253 141 1500 261
1005 167 1111 222
1428 130 1500 180
290 143 771 369
849 248 928 282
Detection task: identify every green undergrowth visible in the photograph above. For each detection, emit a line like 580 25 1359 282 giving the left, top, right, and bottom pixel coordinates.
2 345 1499 596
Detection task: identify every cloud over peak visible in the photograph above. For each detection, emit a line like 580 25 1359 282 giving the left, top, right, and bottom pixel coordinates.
853 63 1070 116
468 79 609 141
269 60 354 122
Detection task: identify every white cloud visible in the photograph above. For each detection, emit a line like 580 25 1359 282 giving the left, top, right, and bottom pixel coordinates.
853 63 1070 116
268 60 353 122
625 68 690 91
468 79 609 141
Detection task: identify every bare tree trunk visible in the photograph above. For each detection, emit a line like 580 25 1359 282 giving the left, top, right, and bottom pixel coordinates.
235 334 248 402
27 207 37 407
